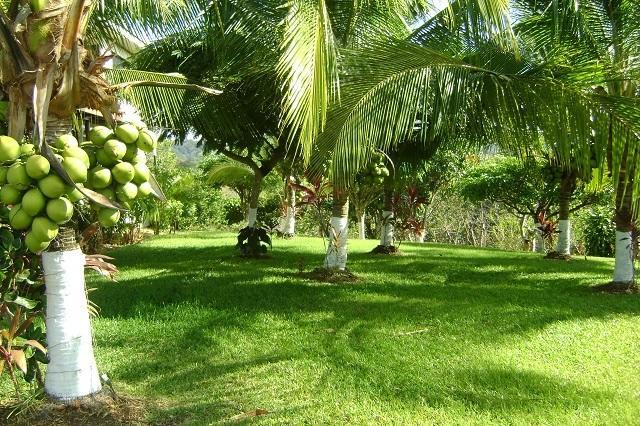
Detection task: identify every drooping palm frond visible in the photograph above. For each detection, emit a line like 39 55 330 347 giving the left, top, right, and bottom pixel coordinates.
103 68 221 131
316 38 640 189
206 159 254 186
277 0 340 161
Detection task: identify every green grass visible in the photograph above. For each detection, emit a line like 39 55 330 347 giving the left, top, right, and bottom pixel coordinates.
8 232 640 424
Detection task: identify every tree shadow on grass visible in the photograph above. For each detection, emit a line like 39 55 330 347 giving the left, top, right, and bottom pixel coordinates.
88 236 638 423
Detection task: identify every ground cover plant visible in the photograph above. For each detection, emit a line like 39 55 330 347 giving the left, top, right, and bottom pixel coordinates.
4 232 638 424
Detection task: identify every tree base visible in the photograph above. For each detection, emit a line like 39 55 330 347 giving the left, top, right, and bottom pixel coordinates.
1 391 148 425
300 267 359 283
275 231 295 239
370 245 403 255
592 282 639 294
544 251 572 261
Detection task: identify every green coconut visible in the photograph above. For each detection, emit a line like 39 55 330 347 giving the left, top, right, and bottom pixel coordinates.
138 182 153 198
63 146 91 168
95 148 118 167
7 163 32 190
88 166 112 189
46 198 74 224
25 231 49 254
98 208 120 227
9 205 33 230
0 136 21 162
22 188 46 216
89 126 114 146
103 139 127 161
20 144 36 156
38 174 66 198
132 163 150 184
25 155 50 179
0 185 23 205
31 217 58 242
136 129 156 153
62 157 88 183
0 167 9 184
53 134 78 150
27 21 51 57
29 0 48 13
122 143 139 162
131 149 147 164
112 162 135 184
66 185 85 202
116 182 138 202
115 123 140 144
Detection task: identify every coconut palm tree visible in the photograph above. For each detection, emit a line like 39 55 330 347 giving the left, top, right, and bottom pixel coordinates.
105 0 524 270
314 1 640 272
513 0 640 282
0 0 220 401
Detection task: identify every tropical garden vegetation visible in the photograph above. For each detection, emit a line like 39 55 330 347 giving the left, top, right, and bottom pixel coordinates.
0 0 639 424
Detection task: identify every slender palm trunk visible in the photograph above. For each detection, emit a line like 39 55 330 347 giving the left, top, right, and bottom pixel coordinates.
380 186 394 247
324 189 349 270
44 228 101 400
279 184 296 235
532 220 545 253
556 172 576 256
357 209 366 240
247 174 262 227
613 174 634 284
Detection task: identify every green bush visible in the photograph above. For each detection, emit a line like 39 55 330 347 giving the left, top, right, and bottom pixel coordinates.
575 206 616 257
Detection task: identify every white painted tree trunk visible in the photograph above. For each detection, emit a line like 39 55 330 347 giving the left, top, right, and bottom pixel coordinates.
358 211 366 240
247 208 257 227
279 208 295 235
532 228 545 253
613 230 634 283
44 249 101 400
278 187 296 235
380 211 394 246
324 217 349 270
556 219 571 255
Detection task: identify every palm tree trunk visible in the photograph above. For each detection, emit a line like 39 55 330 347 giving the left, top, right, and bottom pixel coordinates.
556 172 576 256
41 118 101 399
380 185 394 247
324 188 349 270
247 174 262 227
357 208 366 239
613 175 634 284
44 227 102 400
279 184 296 235
532 219 545 253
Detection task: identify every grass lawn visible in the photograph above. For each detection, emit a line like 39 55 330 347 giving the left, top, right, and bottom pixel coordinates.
6 231 640 424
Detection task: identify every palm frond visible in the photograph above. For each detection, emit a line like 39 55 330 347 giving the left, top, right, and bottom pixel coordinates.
316 39 640 191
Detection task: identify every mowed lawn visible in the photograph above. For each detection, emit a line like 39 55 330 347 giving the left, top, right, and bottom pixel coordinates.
67 233 640 423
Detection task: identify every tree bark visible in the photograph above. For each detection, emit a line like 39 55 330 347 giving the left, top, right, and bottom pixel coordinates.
324 189 349 270
247 174 262 227
357 209 366 240
43 228 102 400
278 182 296 235
613 172 634 284
556 171 577 255
532 219 545 253
380 185 394 247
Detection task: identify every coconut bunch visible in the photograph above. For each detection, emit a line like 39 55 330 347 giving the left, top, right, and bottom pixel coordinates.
358 152 390 186
83 123 157 219
0 123 157 253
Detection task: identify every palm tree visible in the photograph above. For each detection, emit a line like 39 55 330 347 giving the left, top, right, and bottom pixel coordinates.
0 0 218 401
510 0 640 280
314 2 640 272
106 0 523 270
